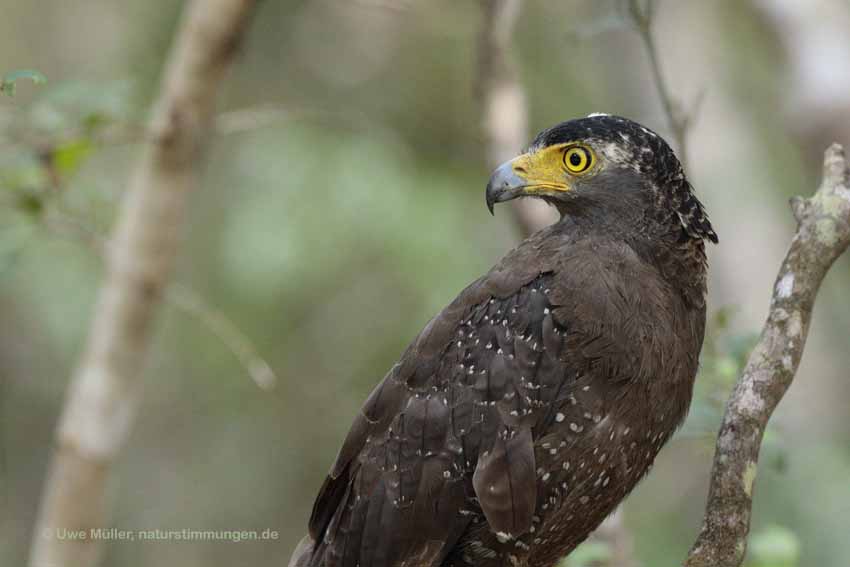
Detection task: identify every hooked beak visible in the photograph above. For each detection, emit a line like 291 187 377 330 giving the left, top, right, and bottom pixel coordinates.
485 160 527 215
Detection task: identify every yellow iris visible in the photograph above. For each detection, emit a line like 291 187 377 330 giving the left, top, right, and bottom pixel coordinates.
563 145 594 173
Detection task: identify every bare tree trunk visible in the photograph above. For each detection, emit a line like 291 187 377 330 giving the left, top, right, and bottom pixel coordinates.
477 0 557 237
28 2 257 566
477 3 635 566
684 145 850 566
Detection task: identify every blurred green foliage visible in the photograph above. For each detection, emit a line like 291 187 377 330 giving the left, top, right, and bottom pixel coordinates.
561 541 612 567
1 2 849 567
746 525 801 567
682 308 761 445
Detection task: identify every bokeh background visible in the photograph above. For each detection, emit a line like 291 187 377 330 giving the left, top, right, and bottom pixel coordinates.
1 1 849 566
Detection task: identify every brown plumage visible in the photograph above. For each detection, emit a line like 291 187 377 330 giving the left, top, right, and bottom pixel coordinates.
290 115 716 567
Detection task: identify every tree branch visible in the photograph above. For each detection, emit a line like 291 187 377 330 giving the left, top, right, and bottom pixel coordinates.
477 3 636 566
167 284 277 391
38 211 278 392
28 1 257 566
684 144 850 567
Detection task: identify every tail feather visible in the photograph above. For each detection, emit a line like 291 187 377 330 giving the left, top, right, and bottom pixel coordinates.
288 535 315 567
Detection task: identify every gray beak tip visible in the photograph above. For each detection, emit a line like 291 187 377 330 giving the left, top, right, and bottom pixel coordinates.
486 183 496 215
485 160 524 215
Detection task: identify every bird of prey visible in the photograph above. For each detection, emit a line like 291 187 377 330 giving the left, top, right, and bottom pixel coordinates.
289 114 717 567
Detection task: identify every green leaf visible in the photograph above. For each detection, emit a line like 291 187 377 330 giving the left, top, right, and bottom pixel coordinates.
1 69 47 97
710 305 735 333
747 525 801 567
51 138 93 180
16 189 43 214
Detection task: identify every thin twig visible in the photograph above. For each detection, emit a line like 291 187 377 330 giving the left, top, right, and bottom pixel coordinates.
684 145 850 566
627 0 697 171
38 211 277 391
215 104 295 135
8 103 390 155
167 284 277 391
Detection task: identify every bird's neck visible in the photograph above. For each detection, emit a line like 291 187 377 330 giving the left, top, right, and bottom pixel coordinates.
556 197 709 309
636 233 709 309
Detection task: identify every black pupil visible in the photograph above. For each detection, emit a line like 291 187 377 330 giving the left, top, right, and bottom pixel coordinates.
569 151 583 167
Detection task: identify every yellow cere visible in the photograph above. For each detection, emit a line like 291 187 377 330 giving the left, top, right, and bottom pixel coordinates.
510 143 596 193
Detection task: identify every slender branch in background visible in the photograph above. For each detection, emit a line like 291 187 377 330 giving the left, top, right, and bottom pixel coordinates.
477 0 557 237
627 8 850 564
215 104 296 136
2 103 387 154
28 1 258 566
684 145 850 567
627 0 702 171
39 212 278 392
167 284 276 391
478 3 635 566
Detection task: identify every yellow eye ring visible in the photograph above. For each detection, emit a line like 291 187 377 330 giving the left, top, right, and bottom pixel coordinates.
563 146 594 173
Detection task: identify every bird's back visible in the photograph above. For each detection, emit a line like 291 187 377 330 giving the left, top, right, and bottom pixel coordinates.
293 221 706 567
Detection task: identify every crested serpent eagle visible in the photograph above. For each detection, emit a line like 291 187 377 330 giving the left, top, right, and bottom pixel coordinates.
289 114 717 567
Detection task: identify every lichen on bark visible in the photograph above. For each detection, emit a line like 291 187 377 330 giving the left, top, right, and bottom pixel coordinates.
684 144 850 567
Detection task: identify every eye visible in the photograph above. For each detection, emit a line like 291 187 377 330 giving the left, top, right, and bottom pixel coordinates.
563 146 594 173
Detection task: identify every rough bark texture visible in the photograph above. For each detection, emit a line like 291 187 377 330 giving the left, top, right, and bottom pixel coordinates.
684 144 850 567
28 2 257 566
